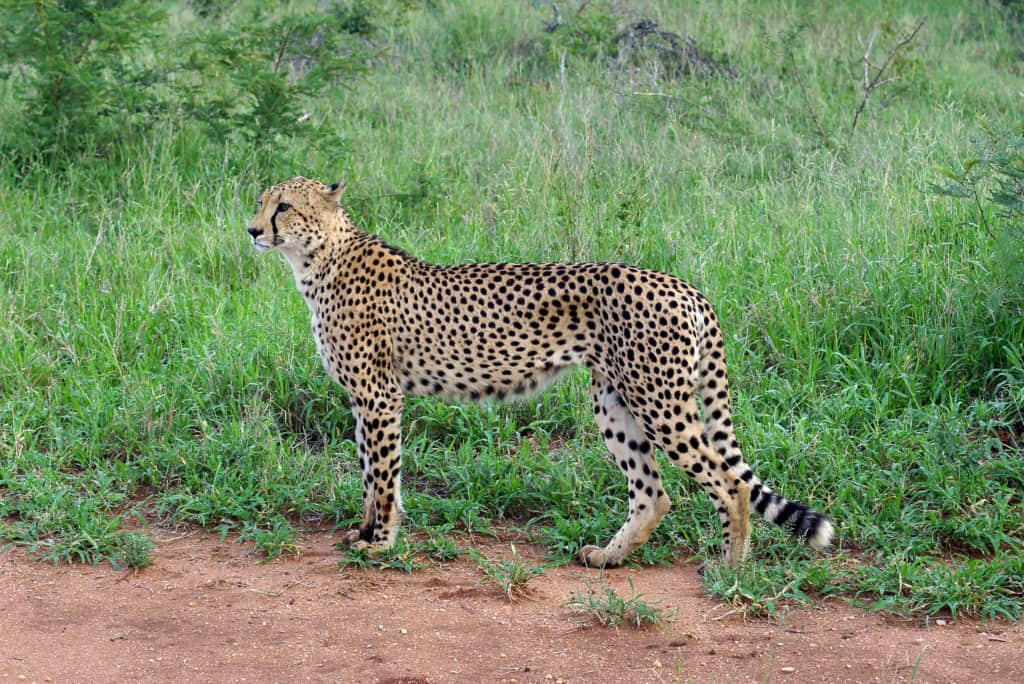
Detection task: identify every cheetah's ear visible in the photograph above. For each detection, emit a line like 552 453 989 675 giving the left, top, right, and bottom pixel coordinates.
325 181 347 204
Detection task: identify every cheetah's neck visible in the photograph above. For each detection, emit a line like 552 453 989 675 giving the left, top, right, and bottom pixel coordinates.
283 232 350 304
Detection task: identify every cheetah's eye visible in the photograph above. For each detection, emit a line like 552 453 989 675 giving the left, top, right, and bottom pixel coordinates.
276 202 292 213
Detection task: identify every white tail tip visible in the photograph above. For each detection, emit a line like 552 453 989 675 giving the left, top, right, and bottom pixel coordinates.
809 518 835 550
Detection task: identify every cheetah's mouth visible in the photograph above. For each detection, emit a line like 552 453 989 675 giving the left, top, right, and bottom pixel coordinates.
252 236 285 250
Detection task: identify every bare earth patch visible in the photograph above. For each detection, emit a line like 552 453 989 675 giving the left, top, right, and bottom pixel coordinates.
1 529 1021 683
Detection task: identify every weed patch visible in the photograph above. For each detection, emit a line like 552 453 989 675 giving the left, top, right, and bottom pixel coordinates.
567 578 677 629
473 545 546 601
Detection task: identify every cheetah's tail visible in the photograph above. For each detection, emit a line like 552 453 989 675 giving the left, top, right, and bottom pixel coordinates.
742 474 834 549
695 299 835 551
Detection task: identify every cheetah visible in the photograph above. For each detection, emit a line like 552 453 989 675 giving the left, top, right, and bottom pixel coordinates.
246 177 834 568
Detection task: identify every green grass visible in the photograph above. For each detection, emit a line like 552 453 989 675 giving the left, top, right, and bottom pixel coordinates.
473 545 548 601
2 0 1023 619
339 538 428 574
567 577 677 628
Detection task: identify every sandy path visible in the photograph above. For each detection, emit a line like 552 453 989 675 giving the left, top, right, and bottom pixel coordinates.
1 529 1021 683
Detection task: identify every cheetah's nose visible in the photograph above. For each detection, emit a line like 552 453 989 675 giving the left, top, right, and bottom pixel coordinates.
247 227 262 238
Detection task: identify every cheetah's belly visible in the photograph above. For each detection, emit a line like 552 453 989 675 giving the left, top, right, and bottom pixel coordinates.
392 335 586 402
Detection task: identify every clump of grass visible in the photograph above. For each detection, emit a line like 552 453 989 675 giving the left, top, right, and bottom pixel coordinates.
701 556 826 618
241 519 299 562
112 531 155 570
567 577 676 628
843 555 1024 621
338 539 426 574
473 545 546 601
420 530 467 562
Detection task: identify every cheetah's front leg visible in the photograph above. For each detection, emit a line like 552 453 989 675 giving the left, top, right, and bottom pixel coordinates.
341 394 405 555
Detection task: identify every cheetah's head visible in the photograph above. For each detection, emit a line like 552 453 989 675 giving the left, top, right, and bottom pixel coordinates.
246 177 347 256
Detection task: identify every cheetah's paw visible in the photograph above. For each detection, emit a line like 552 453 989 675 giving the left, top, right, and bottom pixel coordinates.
346 537 395 556
577 545 607 568
340 529 363 546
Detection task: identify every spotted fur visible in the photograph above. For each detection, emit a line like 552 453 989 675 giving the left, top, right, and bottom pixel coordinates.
246 177 834 567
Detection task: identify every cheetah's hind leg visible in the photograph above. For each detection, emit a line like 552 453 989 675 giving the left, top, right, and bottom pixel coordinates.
727 479 751 567
577 374 672 568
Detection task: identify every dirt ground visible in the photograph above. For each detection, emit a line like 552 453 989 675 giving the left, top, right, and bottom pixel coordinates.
1 528 1021 684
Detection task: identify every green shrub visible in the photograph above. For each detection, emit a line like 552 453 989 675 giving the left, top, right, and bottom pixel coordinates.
519 0 621 75
931 119 1024 310
539 0 620 62
472 545 546 601
174 8 373 142
0 1 381 169
0 0 167 166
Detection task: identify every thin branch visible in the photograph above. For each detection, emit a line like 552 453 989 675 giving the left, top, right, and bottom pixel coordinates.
847 19 925 148
272 26 298 74
971 180 994 239
791 53 830 148
543 1 561 33
73 37 95 67
862 29 877 92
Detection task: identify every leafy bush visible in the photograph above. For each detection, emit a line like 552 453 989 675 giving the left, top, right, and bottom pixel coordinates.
932 120 1024 231
518 0 621 75
0 0 167 165
931 120 1024 308
472 545 546 601
113 531 154 569
174 13 371 142
0 1 381 169
538 0 620 62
